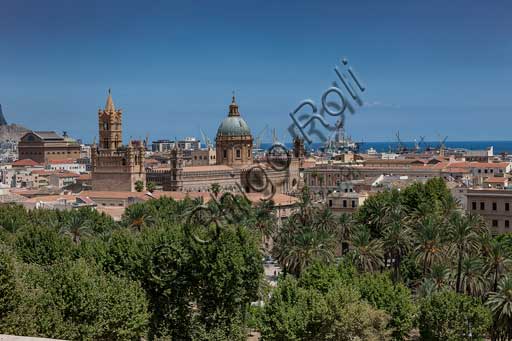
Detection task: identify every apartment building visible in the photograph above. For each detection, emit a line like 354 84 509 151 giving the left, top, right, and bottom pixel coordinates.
466 189 512 235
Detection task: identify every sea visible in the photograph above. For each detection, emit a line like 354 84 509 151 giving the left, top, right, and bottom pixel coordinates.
261 141 512 155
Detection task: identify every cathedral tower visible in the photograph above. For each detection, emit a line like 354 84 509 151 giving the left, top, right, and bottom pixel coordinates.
91 90 146 192
98 89 122 150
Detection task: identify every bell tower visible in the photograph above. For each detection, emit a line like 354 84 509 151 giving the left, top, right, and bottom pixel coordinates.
98 89 122 150
91 89 146 192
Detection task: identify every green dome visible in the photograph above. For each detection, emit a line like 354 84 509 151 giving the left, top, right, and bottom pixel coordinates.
216 116 251 137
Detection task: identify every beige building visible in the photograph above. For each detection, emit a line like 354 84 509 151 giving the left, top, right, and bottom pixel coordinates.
188 148 216 166
18 131 81 163
91 90 146 192
466 188 512 235
326 190 369 214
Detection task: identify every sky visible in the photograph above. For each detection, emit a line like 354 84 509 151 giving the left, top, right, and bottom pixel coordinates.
1 0 511 144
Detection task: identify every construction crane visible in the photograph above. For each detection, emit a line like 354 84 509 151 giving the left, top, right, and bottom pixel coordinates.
199 128 213 149
395 131 407 154
414 136 426 152
437 133 448 156
254 124 269 150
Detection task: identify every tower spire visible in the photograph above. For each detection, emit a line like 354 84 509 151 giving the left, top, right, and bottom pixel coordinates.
105 88 115 112
228 92 240 117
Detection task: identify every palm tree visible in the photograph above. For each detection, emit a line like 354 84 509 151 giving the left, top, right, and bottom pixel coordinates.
447 212 479 293
315 206 338 234
338 213 354 255
250 200 277 253
429 262 451 290
134 180 144 192
486 276 512 341
414 215 444 276
349 225 384 273
382 220 413 283
60 215 90 244
146 181 156 193
460 257 486 297
274 226 335 277
123 204 155 231
417 278 437 298
210 183 221 198
485 239 512 292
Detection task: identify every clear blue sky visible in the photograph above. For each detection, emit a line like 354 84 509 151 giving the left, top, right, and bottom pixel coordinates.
1 0 510 143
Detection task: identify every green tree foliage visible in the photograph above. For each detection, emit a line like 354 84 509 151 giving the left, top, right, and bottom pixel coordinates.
272 187 337 276
135 179 144 192
356 272 416 340
15 225 73 266
0 259 149 340
0 251 17 318
419 291 492 340
259 276 391 340
0 204 30 233
143 223 262 340
0 197 263 340
146 181 156 193
486 276 512 340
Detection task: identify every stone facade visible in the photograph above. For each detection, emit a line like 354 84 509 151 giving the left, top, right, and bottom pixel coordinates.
466 188 512 235
18 131 81 163
91 90 146 192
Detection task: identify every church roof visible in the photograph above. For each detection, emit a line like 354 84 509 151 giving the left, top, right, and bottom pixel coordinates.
32 131 64 140
216 96 251 137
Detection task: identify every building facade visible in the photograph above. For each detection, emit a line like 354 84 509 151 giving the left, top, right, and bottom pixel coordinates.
18 131 81 163
90 90 146 192
466 188 512 235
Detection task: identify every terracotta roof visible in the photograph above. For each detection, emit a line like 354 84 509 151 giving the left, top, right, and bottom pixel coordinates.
302 160 317 169
0 192 29 203
82 191 149 200
50 172 80 178
77 196 95 205
183 165 234 172
23 195 78 203
12 159 41 167
144 158 160 165
484 177 507 183
246 193 298 206
96 206 125 221
364 159 425 165
31 170 55 176
47 159 78 164
442 167 469 173
77 173 91 180
471 162 510 168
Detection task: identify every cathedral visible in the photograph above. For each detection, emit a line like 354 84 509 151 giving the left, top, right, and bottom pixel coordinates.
91 90 146 192
90 91 302 195
151 96 302 195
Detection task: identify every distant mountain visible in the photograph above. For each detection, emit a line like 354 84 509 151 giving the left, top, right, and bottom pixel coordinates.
0 104 7 126
0 104 30 141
